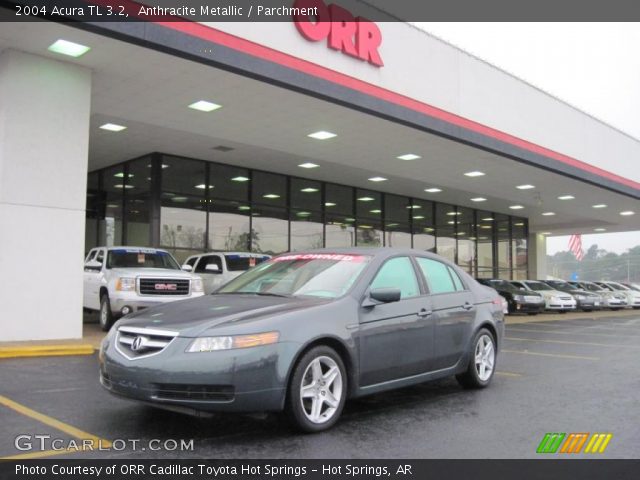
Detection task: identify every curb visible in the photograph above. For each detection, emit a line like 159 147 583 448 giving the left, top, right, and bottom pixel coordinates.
0 345 95 359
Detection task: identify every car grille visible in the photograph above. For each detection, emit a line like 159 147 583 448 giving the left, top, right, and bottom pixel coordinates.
116 326 178 359
151 383 235 402
138 278 190 296
558 295 573 301
524 296 542 302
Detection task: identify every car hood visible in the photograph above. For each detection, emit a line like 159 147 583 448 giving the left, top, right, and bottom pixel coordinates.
108 268 196 279
117 294 331 337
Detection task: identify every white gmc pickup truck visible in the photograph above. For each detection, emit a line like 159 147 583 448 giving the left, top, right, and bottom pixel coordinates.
83 246 204 331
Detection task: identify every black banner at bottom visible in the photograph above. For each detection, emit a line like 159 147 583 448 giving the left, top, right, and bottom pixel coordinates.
1 459 639 480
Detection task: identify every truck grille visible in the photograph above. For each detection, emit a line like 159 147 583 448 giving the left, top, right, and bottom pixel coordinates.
116 326 178 360
151 383 235 402
138 278 190 296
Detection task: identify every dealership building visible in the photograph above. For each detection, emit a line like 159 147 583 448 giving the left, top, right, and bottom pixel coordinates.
1 8 639 341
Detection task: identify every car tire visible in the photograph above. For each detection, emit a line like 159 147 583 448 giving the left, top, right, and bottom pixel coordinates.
285 346 347 433
633 307 640 310
99 294 114 332
527 312 537 316
456 328 496 389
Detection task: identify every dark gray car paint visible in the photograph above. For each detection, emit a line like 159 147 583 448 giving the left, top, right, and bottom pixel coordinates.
100 248 504 414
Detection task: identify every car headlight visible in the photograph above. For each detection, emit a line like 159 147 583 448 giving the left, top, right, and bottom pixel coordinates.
192 278 203 293
115 277 135 291
575 295 585 300
186 331 279 353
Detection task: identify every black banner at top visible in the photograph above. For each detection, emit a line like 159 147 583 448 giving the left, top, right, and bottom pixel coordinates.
2 0 640 22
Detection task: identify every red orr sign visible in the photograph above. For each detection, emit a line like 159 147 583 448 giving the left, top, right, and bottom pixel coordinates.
292 0 384 67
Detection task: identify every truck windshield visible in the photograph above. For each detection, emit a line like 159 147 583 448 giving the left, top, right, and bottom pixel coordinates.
106 249 180 270
225 254 270 272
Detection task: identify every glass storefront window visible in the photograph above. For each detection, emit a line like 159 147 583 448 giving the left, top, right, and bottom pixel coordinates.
325 183 353 216
291 178 322 212
435 203 456 262
411 199 435 252
208 201 251 251
101 165 125 246
291 210 323 251
456 207 476 275
251 206 288 255
512 217 528 274
325 214 355 248
252 171 287 208
125 157 152 246
356 221 383 247
209 163 249 203
496 213 510 278
477 211 494 278
356 189 381 220
85 172 100 253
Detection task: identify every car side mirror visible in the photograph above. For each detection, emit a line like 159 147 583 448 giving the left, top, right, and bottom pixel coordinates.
205 264 221 273
181 264 193 272
363 288 402 307
85 260 102 271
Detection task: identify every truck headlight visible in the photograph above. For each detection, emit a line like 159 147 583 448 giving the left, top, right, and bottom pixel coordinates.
186 332 279 353
115 277 135 291
192 278 203 293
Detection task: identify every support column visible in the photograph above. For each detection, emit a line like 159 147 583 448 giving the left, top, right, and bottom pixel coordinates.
0 50 91 341
528 232 548 280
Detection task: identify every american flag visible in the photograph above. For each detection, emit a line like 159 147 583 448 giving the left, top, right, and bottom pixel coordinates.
569 234 584 261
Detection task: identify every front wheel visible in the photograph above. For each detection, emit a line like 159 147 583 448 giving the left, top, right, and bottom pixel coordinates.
99 295 114 332
456 328 496 389
285 346 347 433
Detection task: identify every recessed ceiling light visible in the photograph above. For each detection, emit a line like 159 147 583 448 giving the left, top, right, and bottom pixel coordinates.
516 184 535 190
368 176 387 182
406 205 421 209
454 232 465 236
325 202 336 207
296 211 311 217
424 188 442 193
447 221 456 225
509 205 525 210
482 217 494 221
113 172 134 178
386 223 399 228
188 100 222 112
146 164 170 169
446 212 461 216
113 184 134 189
357 197 374 202
413 215 425 220
195 184 214 190
620 211 635 216
263 194 280 199
424 227 434 232
48 39 90 57
358 225 372 229
514 222 525 226
106 204 119 209
238 206 251 211
300 187 319 193
397 154 421 161
369 209 382 214
594 228 606 232
592 204 607 209
231 176 250 182
172 196 189 202
470 197 487 202
541 212 555 216
100 123 127 132
541 232 552 235
464 171 485 177
307 131 337 140
480 225 492 229
298 162 319 169
558 195 575 200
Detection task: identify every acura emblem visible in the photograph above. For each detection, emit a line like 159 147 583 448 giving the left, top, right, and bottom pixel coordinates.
131 336 147 351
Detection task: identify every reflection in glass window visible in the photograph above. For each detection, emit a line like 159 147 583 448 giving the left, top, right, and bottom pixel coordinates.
209 201 251 251
356 222 383 247
252 171 287 208
251 207 288 255
325 215 355 248
161 205 206 250
416 257 457 294
370 257 420 299
291 210 323 251
435 203 456 262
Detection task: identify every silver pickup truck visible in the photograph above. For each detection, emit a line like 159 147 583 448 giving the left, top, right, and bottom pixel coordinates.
83 247 204 331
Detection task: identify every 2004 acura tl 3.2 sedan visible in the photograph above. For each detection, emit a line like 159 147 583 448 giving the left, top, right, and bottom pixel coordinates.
100 248 504 432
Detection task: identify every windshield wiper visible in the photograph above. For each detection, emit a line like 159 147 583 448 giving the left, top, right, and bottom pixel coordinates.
217 291 291 298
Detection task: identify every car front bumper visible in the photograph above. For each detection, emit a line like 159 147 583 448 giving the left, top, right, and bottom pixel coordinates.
110 292 204 316
510 299 545 313
99 334 298 413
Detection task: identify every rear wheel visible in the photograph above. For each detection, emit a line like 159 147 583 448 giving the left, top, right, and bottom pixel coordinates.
456 328 496 389
99 295 114 332
285 346 347 433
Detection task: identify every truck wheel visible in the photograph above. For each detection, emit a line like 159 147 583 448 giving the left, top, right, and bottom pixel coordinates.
100 295 114 332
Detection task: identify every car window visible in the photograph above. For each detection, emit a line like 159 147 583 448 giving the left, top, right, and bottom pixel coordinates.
84 249 96 263
448 266 465 291
225 254 270 272
416 257 457 294
370 257 420 299
185 256 198 267
95 249 105 264
511 281 526 290
196 255 222 273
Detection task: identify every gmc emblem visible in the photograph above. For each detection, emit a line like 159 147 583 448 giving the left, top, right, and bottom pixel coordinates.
293 0 384 67
154 283 177 291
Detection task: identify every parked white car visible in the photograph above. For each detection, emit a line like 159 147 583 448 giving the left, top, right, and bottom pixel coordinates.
182 252 271 294
510 280 577 312
84 247 204 330
596 281 640 309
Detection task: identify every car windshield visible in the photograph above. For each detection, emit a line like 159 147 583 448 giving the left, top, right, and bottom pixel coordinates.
487 280 518 292
106 249 180 270
608 282 629 291
583 283 603 292
525 281 551 291
225 254 270 272
546 280 570 290
218 253 371 298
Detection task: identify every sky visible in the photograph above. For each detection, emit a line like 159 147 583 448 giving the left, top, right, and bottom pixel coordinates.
413 23 640 255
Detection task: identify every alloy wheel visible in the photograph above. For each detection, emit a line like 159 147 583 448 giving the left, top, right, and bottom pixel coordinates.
474 334 495 381
299 356 343 424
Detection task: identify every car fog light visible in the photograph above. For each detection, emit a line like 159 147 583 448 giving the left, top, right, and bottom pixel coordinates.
121 306 132 315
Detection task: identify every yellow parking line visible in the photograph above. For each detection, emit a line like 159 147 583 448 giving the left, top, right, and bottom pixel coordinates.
495 371 523 377
506 336 639 349
501 349 599 360
0 345 94 359
508 327 640 339
0 394 111 460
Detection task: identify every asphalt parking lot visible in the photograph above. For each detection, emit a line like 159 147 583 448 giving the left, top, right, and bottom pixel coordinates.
1 312 639 459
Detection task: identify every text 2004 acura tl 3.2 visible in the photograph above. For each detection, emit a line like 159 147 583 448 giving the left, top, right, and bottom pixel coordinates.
100 248 504 432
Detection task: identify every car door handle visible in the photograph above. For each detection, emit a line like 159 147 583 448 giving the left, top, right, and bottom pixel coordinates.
417 308 432 318
462 302 475 311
